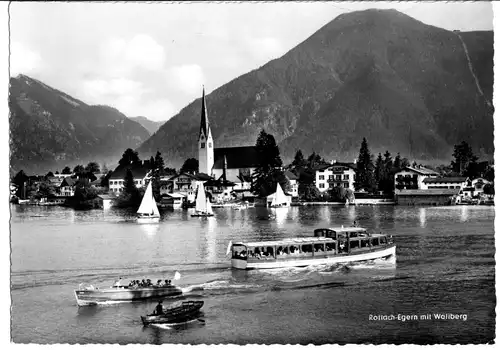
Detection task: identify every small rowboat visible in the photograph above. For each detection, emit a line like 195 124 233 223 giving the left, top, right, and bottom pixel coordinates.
141 300 204 325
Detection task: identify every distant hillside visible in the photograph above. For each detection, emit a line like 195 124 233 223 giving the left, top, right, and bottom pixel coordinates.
9 74 150 174
138 9 493 168
130 116 164 135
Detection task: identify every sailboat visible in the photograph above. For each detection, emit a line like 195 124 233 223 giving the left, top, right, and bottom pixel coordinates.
191 182 214 217
137 181 161 223
269 183 290 208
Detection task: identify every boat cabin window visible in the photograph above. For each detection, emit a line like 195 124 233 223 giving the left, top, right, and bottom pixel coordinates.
277 246 289 255
360 239 370 248
289 245 300 254
232 245 248 260
350 240 360 249
380 236 387 244
371 238 380 247
325 243 336 252
314 243 325 253
314 229 331 237
301 244 313 254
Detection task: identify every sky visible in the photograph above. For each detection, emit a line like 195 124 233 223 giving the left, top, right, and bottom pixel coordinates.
9 1 494 122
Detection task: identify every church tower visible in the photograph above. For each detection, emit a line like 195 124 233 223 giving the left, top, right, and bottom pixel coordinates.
198 86 214 175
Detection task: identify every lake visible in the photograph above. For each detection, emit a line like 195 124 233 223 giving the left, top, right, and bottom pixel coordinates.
10 204 495 344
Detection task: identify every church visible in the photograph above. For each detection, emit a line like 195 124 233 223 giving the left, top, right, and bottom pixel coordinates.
197 87 259 191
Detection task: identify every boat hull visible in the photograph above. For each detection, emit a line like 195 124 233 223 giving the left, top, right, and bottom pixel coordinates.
232 245 396 270
74 285 183 306
137 216 160 223
191 213 214 217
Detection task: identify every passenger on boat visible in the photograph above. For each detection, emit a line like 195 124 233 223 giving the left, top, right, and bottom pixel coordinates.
141 279 146 287
157 279 162 286
154 300 164 315
113 277 122 288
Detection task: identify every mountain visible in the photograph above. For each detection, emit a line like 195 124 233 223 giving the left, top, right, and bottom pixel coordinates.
9 74 151 174
130 116 164 135
137 9 493 169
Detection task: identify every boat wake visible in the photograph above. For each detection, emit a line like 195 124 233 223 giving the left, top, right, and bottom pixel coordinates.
182 280 262 295
149 318 203 329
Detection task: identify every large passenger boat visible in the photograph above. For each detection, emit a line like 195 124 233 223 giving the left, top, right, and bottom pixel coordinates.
229 226 395 270
74 282 183 306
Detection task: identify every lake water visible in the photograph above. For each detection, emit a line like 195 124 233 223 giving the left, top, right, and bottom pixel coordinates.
10 204 495 344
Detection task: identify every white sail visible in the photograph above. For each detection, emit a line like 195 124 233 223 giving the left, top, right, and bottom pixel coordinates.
137 181 160 216
273 183 288 206
195 183 207 212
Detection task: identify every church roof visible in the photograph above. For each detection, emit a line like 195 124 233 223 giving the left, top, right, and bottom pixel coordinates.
199 87 210 139
213 146 260 169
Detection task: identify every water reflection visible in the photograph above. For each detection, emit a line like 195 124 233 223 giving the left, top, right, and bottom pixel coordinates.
347 206 357 226
319 206 330 224
419 207 426 228
206 217 217 263
274 208 288 228
460 206 469 222
138 223 160 238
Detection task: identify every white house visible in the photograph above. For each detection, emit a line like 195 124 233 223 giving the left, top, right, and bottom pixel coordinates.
59 177 76 197
161 172 211 203
284 171 299 197
394 166 440 190
315 161 356 193
108 167 151 193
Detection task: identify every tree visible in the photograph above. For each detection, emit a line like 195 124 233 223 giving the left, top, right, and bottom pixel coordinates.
119 148 141 168
73 164 85 174
62 166 72 174
484 166 494 182
451 141 478 177
85 162 100 174
401 158 410 168
149 156 155 169
374 153 384 189
291 149 306 170
252 129 283 196
381 151 395 195
154 150 165 172
13 170 29 198
45 171 54 178
123 169 138 195
299 183 321 201
483 183 494 195
180 158 199 174
393 153 402 171
354 138 376 192
307 152 323 169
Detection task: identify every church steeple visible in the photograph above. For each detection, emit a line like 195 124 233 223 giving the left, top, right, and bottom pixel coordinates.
198 86 214 175
198 86 211 141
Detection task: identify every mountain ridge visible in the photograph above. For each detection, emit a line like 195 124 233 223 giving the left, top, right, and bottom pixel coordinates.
9 74 151 174
137 9 493 168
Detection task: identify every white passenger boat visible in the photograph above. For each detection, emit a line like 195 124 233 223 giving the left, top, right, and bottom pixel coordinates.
229 226 395 270
137 181 160 223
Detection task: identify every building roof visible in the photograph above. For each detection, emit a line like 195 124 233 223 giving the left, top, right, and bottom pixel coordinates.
396 189 460 196
284 170 298 180
213 146 260 169
400 166 439 176
314 162 356 171
423 177 468 184
109 167 151 180
204 178 235 187
60 177 76 187
198 87 211 140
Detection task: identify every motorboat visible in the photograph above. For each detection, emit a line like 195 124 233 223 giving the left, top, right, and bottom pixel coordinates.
229 226 396 270
141 300 204 325
74 281 182 306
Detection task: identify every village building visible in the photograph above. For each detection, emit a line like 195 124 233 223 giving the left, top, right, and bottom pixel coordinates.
108 167 151 193
60 177 77 197
394 165 440 190
284 171 299 197
421 177 468 190
160 172 212 203
315 161 357 193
